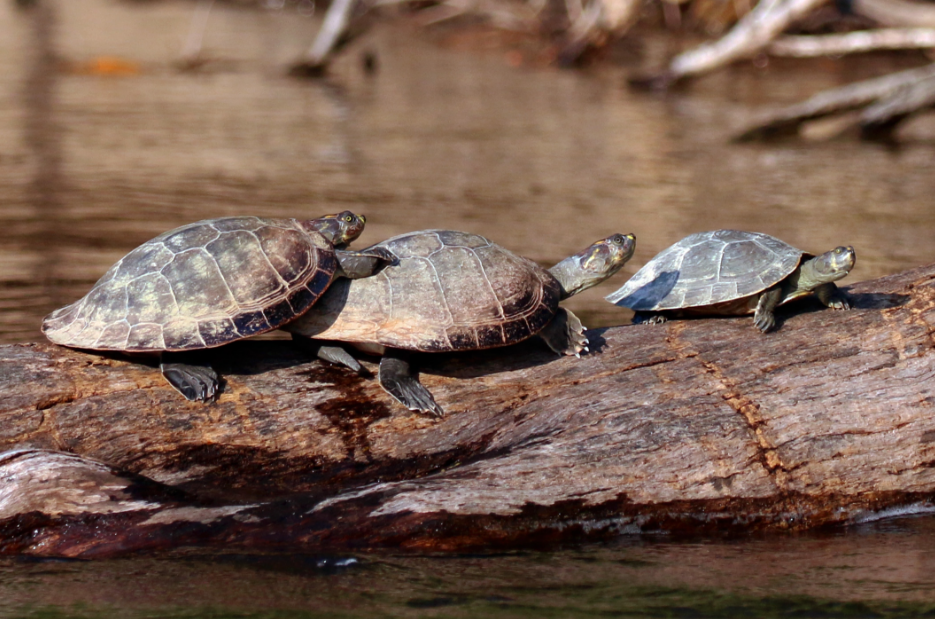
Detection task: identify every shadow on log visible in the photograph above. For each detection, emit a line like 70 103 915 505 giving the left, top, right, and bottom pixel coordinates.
3 265 935 557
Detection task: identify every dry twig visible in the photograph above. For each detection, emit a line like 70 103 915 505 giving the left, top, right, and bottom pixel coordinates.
734 61 935 139
769 28 935 56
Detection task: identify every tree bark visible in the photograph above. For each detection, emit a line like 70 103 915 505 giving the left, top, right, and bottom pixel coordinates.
3 264 935 557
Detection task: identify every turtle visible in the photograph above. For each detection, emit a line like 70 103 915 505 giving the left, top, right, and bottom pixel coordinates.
285 229 636 416
604 229 856 332
42 211 392 401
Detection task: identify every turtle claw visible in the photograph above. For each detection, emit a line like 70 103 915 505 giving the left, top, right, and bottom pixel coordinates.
379 355 445 418
827 293 851 311
754 314 776 333
540 308 588 357
633 312 667 326
161 362 219 402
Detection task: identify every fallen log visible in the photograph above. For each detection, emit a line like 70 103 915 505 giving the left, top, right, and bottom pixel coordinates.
3 263 935 557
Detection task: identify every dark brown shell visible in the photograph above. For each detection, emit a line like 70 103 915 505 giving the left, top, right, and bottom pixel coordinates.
286 230 561 352
42 217 336 351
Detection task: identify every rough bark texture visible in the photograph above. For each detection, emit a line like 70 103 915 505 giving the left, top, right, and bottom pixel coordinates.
3 264 935 557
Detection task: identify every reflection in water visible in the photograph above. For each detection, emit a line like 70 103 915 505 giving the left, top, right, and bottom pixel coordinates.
3 517 935 616
1 0 934 344
6 0 64 343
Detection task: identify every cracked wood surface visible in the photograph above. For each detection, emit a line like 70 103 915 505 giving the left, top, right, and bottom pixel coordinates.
2 264 935 557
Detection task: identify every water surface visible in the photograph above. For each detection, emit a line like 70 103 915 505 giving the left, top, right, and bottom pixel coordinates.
2 0 935 616
2 0 935 342
5 517 935 617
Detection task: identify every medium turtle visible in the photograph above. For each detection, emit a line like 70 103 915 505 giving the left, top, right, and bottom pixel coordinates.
42 211 391 401
285 229 636 416
605 229 856 332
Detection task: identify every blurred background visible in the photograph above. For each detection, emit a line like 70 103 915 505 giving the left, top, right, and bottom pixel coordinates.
2 0 935 616
2 0 934 345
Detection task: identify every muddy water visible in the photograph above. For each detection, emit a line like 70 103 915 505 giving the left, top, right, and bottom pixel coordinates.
3 0 935 345
3 0 935 616
4 517 935 617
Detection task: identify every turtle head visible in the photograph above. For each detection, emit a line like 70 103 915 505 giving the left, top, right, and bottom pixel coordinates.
549 233 636 299
805 245 856 284
307 211 367 247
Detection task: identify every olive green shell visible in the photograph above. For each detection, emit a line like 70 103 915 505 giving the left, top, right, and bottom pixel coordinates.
42 217 337 351
286 230 561 352
606 230 806 312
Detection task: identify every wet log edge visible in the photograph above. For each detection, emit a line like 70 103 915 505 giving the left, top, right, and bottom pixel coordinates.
2 264 935 557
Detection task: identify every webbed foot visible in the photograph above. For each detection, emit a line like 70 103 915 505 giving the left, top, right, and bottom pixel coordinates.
753 312 776 333
828 296 851 310
754 287 782 333
379 354 444 417
539 308 588 357
817 283 851 310
633 312 667 325
318 344 369 376
160 362 219 402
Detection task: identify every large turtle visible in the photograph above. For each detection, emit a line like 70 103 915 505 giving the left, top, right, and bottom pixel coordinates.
42 211 391 401
285 229 636 416
605 229 856 332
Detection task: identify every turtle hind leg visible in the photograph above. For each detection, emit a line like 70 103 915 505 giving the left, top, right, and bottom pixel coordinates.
538 308 588 357
815 283 851 310
378 351 444 417
159 357 219 402
317 344 368 376
292 335 369 376
633 311 668 325
753 287 783 333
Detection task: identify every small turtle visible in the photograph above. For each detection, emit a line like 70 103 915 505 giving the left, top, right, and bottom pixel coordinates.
286 230 636 416
42 211 391 401
605 230 856 332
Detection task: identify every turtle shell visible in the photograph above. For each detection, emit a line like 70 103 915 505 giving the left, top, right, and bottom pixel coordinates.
42 217 337 352
286 230 562 352
606 230 805 311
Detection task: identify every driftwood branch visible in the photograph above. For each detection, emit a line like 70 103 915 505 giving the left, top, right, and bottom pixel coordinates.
853 0 935 28
635 0 828 87
768 28 935 56
734 61 935 139
291 0 369 76
3 264 935 557
635 0 935 89
178 0 215 70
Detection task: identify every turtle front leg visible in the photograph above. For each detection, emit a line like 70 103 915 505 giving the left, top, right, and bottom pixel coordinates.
538 308 588 357
815 283 851 310
159 356 219 402
753 287 783 333
632 311 668 325
335 248 396 279
379 350 444 418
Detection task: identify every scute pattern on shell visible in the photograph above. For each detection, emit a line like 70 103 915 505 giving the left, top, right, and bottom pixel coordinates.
606 230 804 311
42 217 337 351
287 230 561 352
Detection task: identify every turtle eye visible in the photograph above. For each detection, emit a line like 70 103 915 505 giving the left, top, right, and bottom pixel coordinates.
834 247 842 254
344 214 353 223
612 235 623 245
